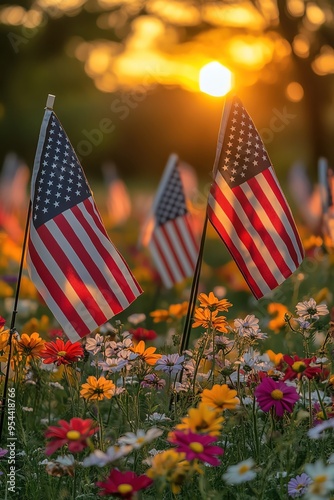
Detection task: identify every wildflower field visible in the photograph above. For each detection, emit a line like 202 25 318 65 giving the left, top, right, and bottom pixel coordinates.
1 227 334 500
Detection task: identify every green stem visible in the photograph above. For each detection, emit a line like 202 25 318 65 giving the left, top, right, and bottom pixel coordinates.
308 379 313 428
72 467 77 499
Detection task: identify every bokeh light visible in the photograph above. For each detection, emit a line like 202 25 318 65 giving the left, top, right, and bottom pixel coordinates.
199 62 232 97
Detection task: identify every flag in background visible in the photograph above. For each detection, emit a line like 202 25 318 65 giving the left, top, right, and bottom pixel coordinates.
102 162 132 227
207 95 304 299
318 157 334 243
26 109 142 342
0 152 29 242
146 154 199 288
287 161 322 232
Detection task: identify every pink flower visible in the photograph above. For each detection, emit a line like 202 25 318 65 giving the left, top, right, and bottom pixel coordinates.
255 377 299 417
96 469 153 498
168 430 224 466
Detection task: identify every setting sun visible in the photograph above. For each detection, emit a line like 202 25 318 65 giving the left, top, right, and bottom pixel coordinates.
199 61 232 97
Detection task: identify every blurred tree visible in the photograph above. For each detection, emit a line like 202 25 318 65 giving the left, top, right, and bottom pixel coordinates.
0 0 334 176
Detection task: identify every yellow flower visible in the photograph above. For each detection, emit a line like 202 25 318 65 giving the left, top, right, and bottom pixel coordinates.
303 235 323 251
19 276 38 299
198 292 232 312
0 329 10 351
22 315 50 336
176 402 224 436
80 376 115 401
147 449 198 495
267 303 289 333
14 332 45 360
201 384 239 412
0 280 14 298
314 287 332 305
266 349 283 367
130 340 162 365
192 308 228 333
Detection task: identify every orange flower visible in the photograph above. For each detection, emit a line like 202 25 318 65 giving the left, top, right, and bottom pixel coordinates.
150 309 170 323
130 340 162 365
150 302 189 323
201 384 239 412
14 332 45 360
192 308 228 333
198 292 232 312
80 376 115 401
266 349 283 367
168 302 189 319
267 303 289 333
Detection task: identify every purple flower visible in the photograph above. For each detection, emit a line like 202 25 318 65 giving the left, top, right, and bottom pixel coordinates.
288 473 312 497
141 373 166 390
0 448 8 458
255 377 299 417
155 354 185 375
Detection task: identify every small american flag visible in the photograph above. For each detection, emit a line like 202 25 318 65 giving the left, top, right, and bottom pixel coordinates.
26 108 142 341
318 157 334 243
208 95 304 299
147 154 199 288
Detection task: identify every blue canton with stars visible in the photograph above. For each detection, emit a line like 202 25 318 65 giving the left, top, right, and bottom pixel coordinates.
154 165 187 226
218 97 271 188
33 113 91 228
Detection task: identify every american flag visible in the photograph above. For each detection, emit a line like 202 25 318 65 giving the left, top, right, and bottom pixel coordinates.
318 157 334 243
26 109 142 341
208 95 304 299
147 154 199 288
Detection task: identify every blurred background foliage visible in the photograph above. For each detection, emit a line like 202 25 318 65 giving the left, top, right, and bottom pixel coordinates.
1 0 334 183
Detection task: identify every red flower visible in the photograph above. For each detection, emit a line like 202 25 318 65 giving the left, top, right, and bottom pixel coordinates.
45 417 98 456
255 377 299 417
168 430 224 466
130 327 157 343
283 355 322 381
96 469 153 498
40 338 84 365
0 317 6 328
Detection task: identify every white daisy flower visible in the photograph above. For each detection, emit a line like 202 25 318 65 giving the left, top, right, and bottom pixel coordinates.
223 458 256 484
295 298 329 320
234 315 260 336
98 357 128 373
85 334 105 355
127 313 146 325
308 418 334 439
83 445 132 467
304 460 334 498
118 428 163 448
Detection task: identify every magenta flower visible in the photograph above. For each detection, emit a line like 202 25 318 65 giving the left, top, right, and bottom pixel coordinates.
255 377 299 417
168 430 224 466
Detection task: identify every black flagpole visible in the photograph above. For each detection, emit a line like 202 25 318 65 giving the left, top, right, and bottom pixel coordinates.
178 213 208 354
178 96 228 355
0 201 32 442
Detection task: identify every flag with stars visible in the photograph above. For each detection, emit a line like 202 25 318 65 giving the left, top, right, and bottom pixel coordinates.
208 95 304 299
147 154 199 288
26 108 142 341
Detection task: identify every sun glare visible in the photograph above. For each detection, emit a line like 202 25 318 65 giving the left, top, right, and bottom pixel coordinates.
199 62 232 97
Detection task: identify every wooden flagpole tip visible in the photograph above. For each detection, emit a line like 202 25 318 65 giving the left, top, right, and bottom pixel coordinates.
46 94 56 110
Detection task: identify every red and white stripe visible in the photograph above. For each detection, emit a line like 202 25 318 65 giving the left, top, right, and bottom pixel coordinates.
208 166 304 299
27 197 142 341
148 214 198 288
